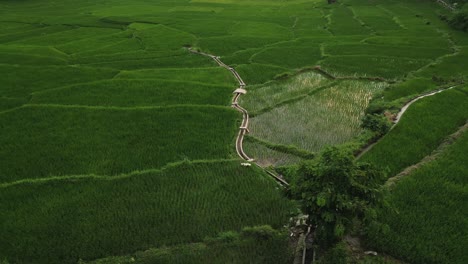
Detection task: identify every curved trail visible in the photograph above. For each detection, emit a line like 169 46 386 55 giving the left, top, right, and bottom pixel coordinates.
187 48 253 162
393 86 456 124
188 48 289 186
357 86 457 158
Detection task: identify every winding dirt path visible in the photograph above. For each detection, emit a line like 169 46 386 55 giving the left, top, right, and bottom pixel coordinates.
188 48 253 161
357 86 457 158
393 86 456 124
187 48 290 186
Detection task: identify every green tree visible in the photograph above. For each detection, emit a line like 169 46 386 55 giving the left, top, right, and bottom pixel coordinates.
449 4 468 31
361 113 392 136
292 147 385 250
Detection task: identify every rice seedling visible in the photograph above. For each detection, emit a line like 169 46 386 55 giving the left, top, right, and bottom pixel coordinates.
241 71 333 114
243 138 303 167
249 80 386 152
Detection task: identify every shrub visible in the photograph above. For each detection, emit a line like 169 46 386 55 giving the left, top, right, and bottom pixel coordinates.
361 114 391 136
448 4 468 31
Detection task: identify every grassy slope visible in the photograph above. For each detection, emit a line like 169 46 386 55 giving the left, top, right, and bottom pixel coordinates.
0 1 298 263
1 0 467 263
367 131 468 264
0 105 238 183
360 86 468 177
0 161 294 264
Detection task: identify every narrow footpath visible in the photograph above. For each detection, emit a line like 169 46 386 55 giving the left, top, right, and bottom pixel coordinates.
188 48 252 161
188 48 289 186
357 85 457 158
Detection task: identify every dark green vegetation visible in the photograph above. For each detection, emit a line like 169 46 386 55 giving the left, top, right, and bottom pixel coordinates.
1 0 467 263
0 106 238 183
366 130 468 264
446 2 468 31
292 147 385 249
86 226 291 264
361 86 468 177
1 161 293 264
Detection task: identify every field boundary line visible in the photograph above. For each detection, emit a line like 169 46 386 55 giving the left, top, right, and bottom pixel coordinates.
250 81 339 117
31 78 232 96
14 103 233 111
356 85 458 159
245 135 315 159
312 66 389 82
0 159 239 188
385 121 467 189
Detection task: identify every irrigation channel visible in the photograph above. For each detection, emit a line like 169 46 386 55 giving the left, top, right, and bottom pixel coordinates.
187 48 289 186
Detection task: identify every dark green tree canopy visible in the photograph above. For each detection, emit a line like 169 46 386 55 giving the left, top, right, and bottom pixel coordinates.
292 147 385 244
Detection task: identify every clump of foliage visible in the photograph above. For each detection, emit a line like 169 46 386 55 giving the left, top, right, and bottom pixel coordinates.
291 147 386 250
317 242 350 264
361 114 392 137
448 4 468 31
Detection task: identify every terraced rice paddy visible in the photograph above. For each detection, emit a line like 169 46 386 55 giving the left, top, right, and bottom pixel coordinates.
366 128 468 264
360 86 468 177
1 0 467 263
247 80 386 152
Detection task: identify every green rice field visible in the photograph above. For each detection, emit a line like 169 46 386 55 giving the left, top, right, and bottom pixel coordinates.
1 0 467 263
